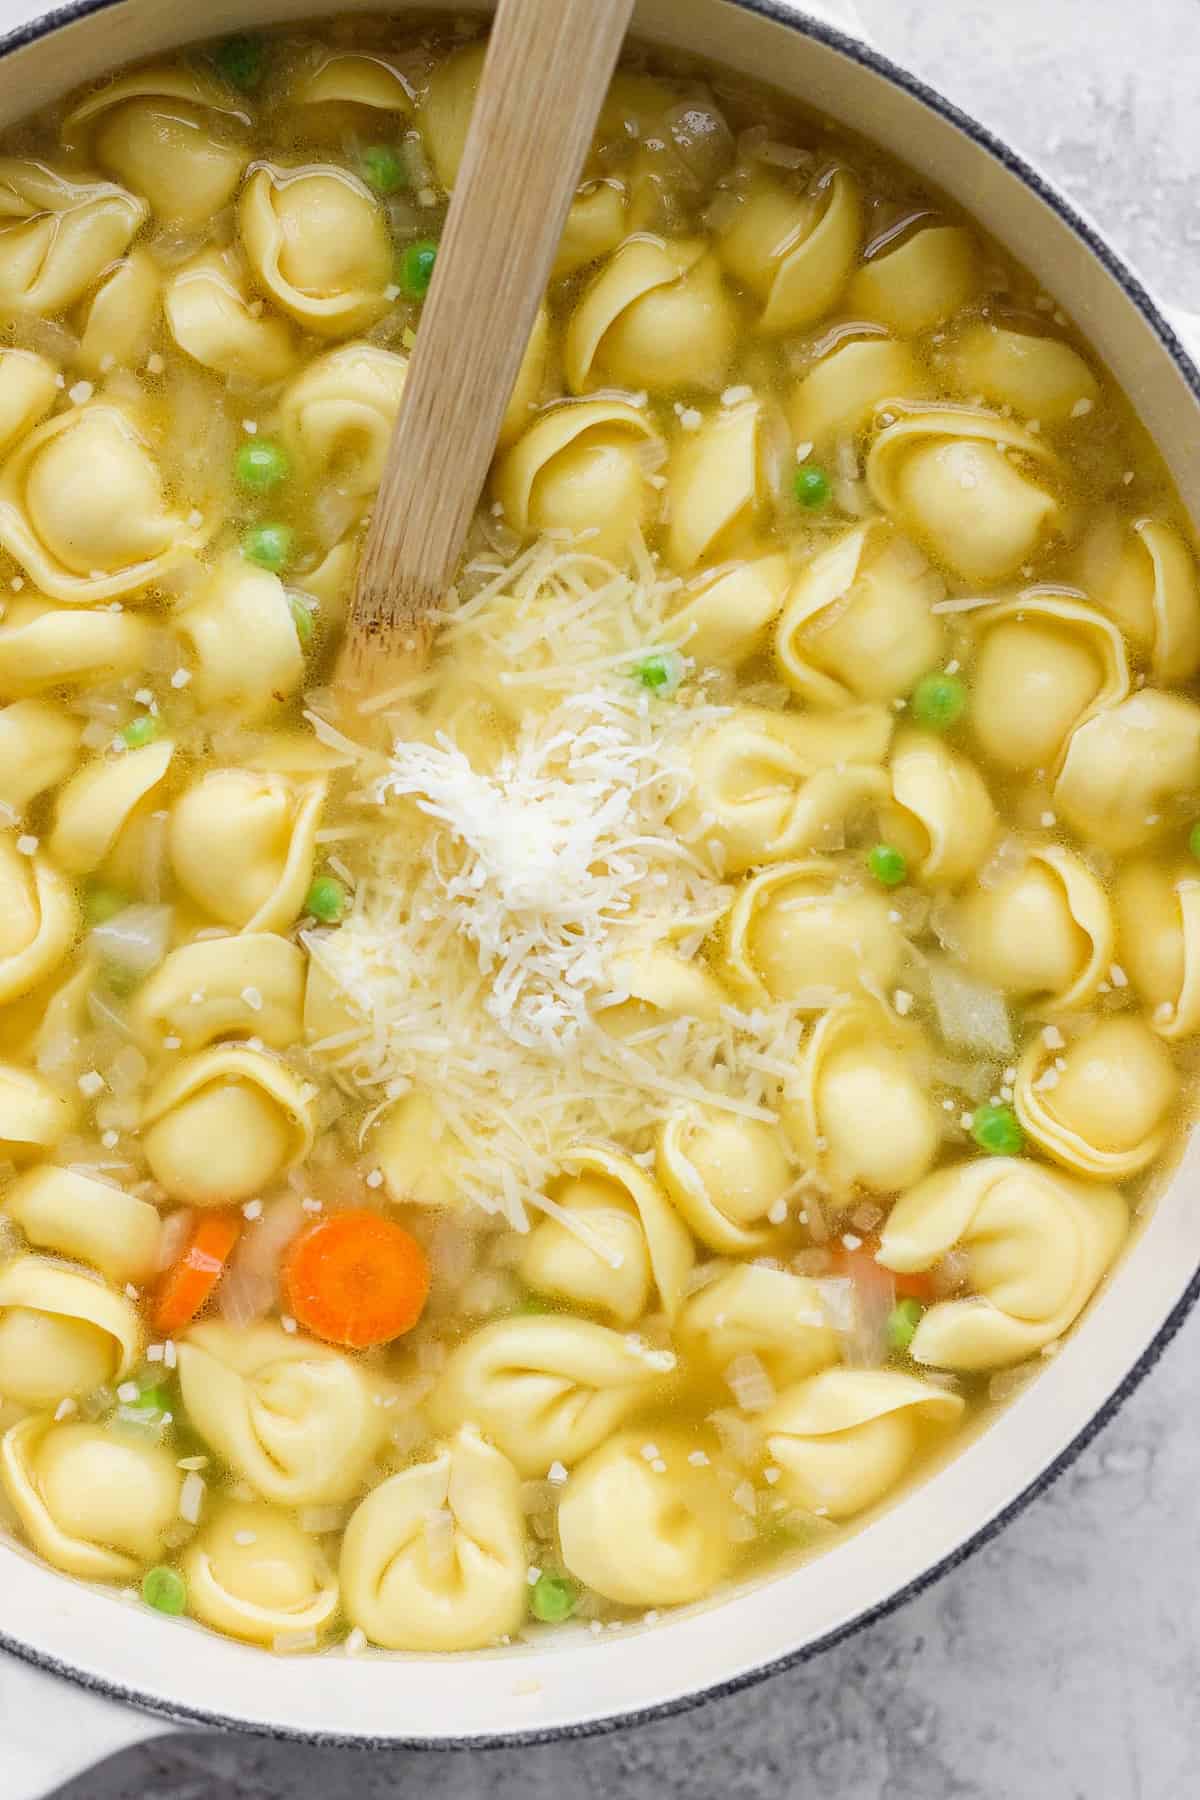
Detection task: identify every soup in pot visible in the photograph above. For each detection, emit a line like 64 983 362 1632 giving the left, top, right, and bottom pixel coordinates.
0 16 1193 1656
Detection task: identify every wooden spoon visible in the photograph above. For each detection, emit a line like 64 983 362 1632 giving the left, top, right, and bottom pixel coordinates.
338 0 636 713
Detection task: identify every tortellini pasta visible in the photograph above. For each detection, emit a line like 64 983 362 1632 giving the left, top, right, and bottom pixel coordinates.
763 1369 964 1519
1 1416 180 1579
1054 690 1200 853
717 168 861 334
0 833 75 1002
881 729 997 889
671 704 893 874
0 160 146 315
847 221 978 337
177 1320 385 1505
430 1315 671 1477
169 768 326 932
559 1429 734 1607
598 943 729 1036
565 236 736 394
956 845 1114 1010
0 1255 140 1406
1014 1015 1179 1179
239 164 393 338
493 399 660 562
372 1089 466 1209
340 1427 527 1651
520 1142 694 1324
969 591 1129 775
131 933 306 1055
291 50 412 140
65 65 249 227
878 1157 1128 1367
182 1500 340 1647
0 699 80 815
553 178 628 279
279 342 407 502
782 1001 940 1195
0 599 150 698
667 553 789 668
656 1105 792 1253
76 249 160 378
0 1063 75 1157
867 406 1064 585
0 405 205 603
0 349 56 454
1114 860 1200 1038
48 739 174 876
164 249 300 384
178 554 305 720
1075 514 1200 684
679 1265 839 1383
776 523 945 706
722 857 906 1006
418 39 484 189
937 320 1100 427
4 1163 160 1284
140 1046 315 1206
788 331 928 450
666 395 777 571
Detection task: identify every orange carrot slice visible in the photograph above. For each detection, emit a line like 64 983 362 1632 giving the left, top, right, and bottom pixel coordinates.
832 1236 936 1304
283 1209 431 1349
154 1211 243 1334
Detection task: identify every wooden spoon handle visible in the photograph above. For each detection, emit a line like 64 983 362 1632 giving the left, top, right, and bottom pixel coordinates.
341 0 636 701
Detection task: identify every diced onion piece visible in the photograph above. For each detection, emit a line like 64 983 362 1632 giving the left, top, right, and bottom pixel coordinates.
929 961 1013 1057
90 904 173 976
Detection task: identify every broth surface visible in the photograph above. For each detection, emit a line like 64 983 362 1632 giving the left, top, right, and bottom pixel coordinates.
0 15 1194 1656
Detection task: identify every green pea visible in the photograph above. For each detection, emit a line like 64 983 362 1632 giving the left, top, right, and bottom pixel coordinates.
397 239 438 300
887 1298 925 1354
361 144 406 194
1189 821 1200 863
305 875 346 924
215 34 266 93
235 440 290 494
793 465 831 509
142 1564 187 1616
242 523 294 573
633 650 683 694
288 593 316 649
971 1102 1024 1157
530 1573 578 1624
911 671 967 731
83 883 128 927
121 715 158 750
868 843 907 888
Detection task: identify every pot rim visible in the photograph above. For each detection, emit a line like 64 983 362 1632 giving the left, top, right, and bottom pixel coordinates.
0 0 1196 1752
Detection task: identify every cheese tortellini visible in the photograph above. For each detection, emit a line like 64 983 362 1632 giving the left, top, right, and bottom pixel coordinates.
559 1429 734 1607
937 320 1100 427
878 1158 1128 1368
668 553 790 668
0 833 75 1001
430 1315 671 1477
65 65 249 226
0 160 146 315
656 1105 792 1253
169 768 326 932
1 1416 181 1579
565 236 736 394
0 405 205 602
48 739 174 875
723 857 906 1006
847 222 979 337
177 1321 385 1505
867 406 1064 585
164 249 299 384
789 331 928 450
520 1143 694 1325
131 933 306 1055
140 1046 314 1206
776 523 945 705
763 1369 964 1519
341 1428 527 1652
969 591 1129 775
882 729 996 889
1075 514 1200 684
679 1265 839 1383
782 1001 940 1195
239 164 393 338
717 168 861 334
1054 690 1200 853
1114 860 1200 1038
0 1255 140 1406
672 705 892 874
666 395 777 571
0 349 56 454
957 846 1114 1010
183 1501 340 1647
0 699 80 814
4 1164 161 1284
493 399 660 562
1014 1016 1179 1179
279 342 407 503
178 554 305 720
0 598 150 697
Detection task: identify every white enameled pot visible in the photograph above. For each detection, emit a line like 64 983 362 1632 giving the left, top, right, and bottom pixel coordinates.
2 0 1200 1792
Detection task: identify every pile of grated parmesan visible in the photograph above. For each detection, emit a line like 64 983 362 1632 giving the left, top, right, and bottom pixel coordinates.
305 538 805 1231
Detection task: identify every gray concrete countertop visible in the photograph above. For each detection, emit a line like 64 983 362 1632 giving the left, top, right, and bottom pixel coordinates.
63 2 1200 1795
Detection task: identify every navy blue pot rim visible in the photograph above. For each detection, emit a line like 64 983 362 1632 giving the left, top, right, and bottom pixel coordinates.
0 0 1198 1758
